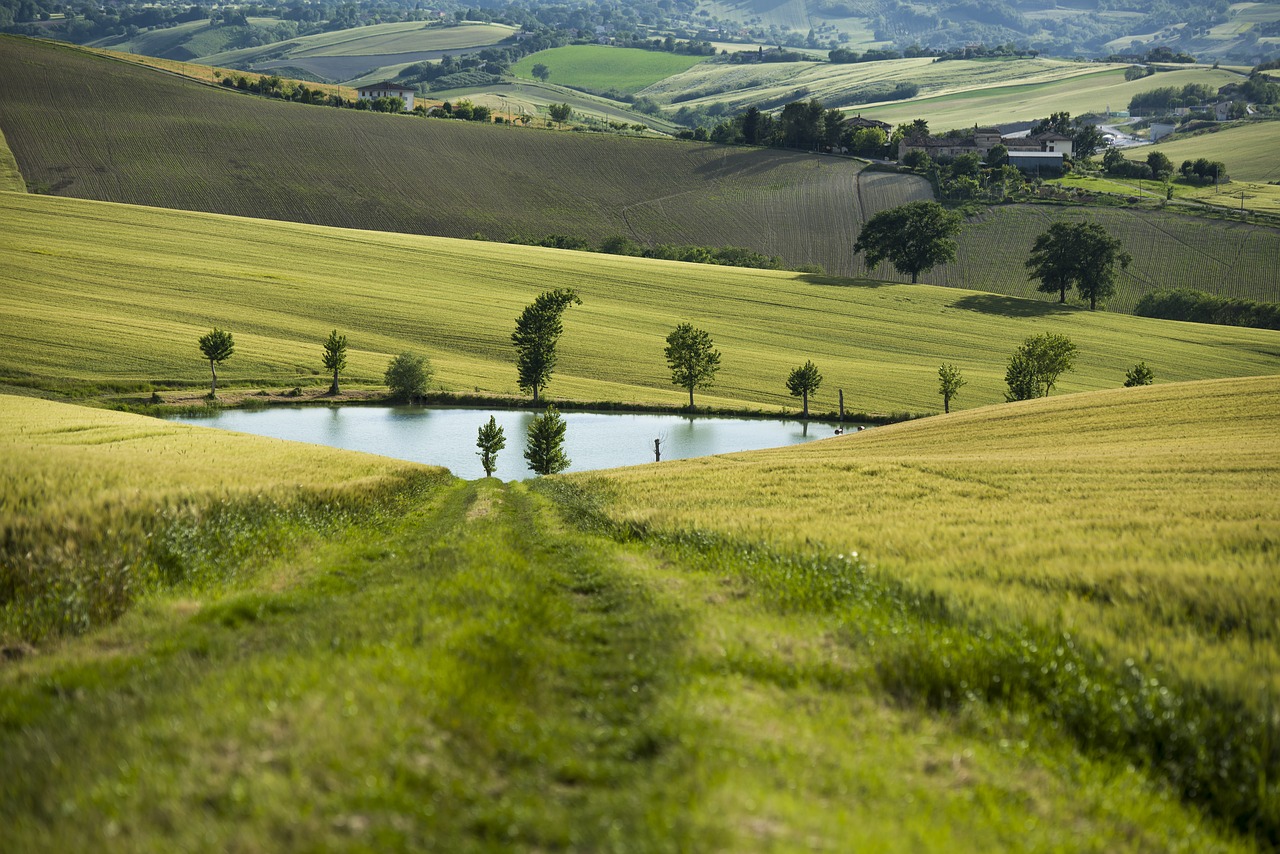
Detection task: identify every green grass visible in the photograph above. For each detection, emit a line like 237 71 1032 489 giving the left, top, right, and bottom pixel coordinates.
1050 170 1280 216
4 192 1279 416
511 45 710 95
0 395 1262 850
0 125 24 192
1128 120 1280 184
0 35 928 278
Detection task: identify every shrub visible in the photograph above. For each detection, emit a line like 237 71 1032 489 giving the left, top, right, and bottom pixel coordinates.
384 352 432 402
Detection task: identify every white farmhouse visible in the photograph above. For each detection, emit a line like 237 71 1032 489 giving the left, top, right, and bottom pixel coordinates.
355 81 415 111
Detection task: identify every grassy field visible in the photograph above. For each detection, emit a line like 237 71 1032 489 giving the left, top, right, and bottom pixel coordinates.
4 192 1279 417
0 35 931 278
0 126 23 193
1049 171 1280 216
856 65 1245 129
511 45 710 95
893 202 1280 312
430 79 685 133
0 394 1267 850
1126 120 1280 184
88 16 285 61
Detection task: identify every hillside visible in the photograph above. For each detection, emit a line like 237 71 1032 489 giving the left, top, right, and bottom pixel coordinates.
2 382 1276 850
1127 120 1280 184
0 35 928 280
4 192 1278 416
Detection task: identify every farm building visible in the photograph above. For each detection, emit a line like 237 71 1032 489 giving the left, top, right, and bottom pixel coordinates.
355 82 415 111
898 127 1073 161
1007 151 1065 174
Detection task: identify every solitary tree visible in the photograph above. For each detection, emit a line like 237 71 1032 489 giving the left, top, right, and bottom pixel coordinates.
512 288 581 402
937 363 966 413
198 327 235 397
322 329 348 395
785 360 823 417
548 103 572 124
1124 362 1154 387
853 201 962 284
1004 333 1077 401
476 416 506 477
385 352 432 402
524 405 570 476
531 62 550 82
1026 220 1132 310
665 323 721 409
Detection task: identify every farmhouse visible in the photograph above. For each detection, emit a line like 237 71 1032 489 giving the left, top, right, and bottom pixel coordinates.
897 125 1073 170
355 81 415 111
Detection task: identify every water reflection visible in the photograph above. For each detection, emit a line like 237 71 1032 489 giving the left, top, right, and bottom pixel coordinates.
171 406 856 481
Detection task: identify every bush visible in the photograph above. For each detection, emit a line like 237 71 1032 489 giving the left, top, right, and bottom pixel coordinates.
384 352 432 401
1134 289 1280 330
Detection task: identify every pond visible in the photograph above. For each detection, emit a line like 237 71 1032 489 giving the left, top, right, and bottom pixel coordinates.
170 406 860 480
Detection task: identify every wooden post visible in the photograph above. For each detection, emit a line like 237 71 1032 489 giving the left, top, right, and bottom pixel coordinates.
654 438 662 462
839 389 845 422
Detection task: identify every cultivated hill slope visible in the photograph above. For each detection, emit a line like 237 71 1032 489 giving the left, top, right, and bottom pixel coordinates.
0 36 929 278
4 192 1278 414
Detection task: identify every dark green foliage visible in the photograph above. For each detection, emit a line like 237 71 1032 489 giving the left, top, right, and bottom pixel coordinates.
1026 220 1131 310
322 329 347 395
1005 333 1077 400
548 103 572 123
476 416 506 477
854 201 962 284
1134 289 1280 330
1124 362 1154 387
785 360 822 417
197 327 234 397
512 289 581 403
524 405 570 476
384 352 431 402
937 363 966 413
665 323 721 409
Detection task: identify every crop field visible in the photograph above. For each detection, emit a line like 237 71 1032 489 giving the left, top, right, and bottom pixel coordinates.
856 66 1244 129
1131 120 1280 183
437 80 683 132
89 16 284 61
0 126 23 193
640 56 1122 115
4 396 1261 850
0 36 934 278
511 45 710 95
5 192 1280 417
868 203 1280 312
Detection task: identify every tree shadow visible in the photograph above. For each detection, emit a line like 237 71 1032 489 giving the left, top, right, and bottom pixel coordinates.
797 273 892 289
951 293 1079 318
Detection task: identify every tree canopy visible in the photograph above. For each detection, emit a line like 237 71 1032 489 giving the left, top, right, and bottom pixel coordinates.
1005 333 1077 401
1026 220 1131 310
524 405 570 476
853 201 962 284
322 329 347 395
665 323 721 409
197 327 234 397
385 352 431 402
937 363 966 413
476 416 506 477
512 288 581 403
785 360 822 417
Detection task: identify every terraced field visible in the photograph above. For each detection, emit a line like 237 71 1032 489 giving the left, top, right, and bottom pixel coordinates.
0 36 929 279
4 192 1278 416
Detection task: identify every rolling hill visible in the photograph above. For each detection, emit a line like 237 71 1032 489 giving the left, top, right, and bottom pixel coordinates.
4 192 1278 416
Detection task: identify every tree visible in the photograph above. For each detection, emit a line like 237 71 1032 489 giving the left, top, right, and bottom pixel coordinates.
665 323 721 409
548 103 571 124
985 143 1009 168
476 416 506 477
1146 151 1174 180
322 329 347 395
1124 362 1154 387
853 201 962 284
385 352 431 402
197 327 234 397
512 288 581 402
937 363 966 413
1004 333 1077 401
1026 220 1132 310
531 62 550 81
524 405 570 476
785 360 823 417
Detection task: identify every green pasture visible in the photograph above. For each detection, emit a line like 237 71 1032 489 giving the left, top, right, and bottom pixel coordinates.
511 45 710 95
856 65 1243 129
429 80 684 133
0 388 1270 849
1132 120 1280 183
0 126 23 192
0 35 916 278
4 192 1278 417
1050 171 1280 215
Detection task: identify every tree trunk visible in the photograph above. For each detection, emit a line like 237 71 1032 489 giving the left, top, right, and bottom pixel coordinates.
330 369 340 395
687 386 694 410
944 394 950 414
802 391 809 418
209 359 217 396
1059 285 1066 303
533 383 540 404
839 389 845 422
911 271 919 284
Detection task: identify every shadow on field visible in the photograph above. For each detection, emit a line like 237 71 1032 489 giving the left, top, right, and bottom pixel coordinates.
798 274 891 289
952 294 1078 318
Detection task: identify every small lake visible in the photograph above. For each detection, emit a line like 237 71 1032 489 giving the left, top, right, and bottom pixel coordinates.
170 406 858 480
